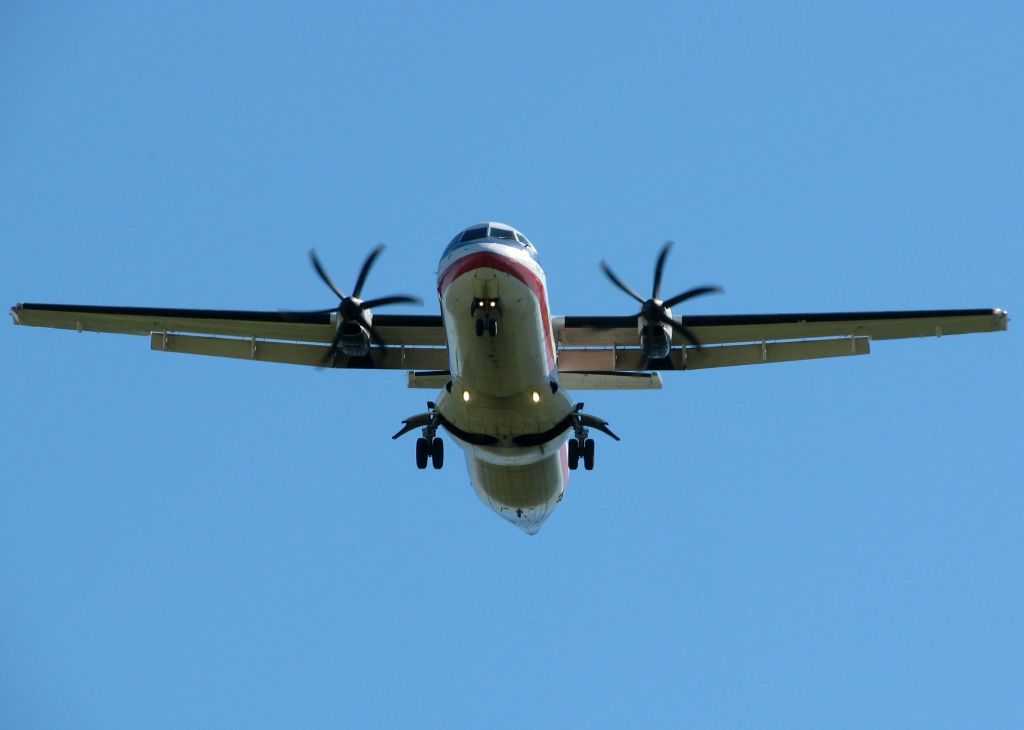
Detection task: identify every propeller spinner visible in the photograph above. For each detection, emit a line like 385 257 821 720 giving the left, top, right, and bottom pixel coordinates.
600 242 722 359
306 245 422 364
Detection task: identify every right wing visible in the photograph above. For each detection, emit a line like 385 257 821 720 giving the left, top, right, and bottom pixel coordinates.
11 303 447 370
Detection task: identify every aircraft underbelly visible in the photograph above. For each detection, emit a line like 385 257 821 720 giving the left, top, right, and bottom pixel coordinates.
465 448 568 535
437 258 571 533
441 266 551 395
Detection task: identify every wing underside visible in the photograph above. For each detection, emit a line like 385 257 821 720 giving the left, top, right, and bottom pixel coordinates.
553 309 1008 373
11 303 447 370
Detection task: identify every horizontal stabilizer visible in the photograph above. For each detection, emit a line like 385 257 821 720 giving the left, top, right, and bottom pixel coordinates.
406 370 662 391
558 371 663 390
407 370 451 389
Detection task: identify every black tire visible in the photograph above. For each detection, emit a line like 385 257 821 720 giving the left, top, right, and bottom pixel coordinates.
583 438 595 471
567 439 580 470
487 318 498 336
475 318 485 336
430 438 444 469
415 437 429 469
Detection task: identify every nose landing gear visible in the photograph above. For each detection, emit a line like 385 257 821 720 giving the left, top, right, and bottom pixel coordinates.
472 299 500 337
474 318 498 337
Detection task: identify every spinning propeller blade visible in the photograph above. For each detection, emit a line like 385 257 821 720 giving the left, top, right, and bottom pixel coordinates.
601 241 722 352
307 246 422 365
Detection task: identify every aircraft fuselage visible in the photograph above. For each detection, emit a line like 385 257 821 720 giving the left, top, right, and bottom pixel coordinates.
436 237 573 534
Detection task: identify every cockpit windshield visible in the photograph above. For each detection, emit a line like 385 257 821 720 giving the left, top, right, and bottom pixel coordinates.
444 222 538 260
458 226 489 243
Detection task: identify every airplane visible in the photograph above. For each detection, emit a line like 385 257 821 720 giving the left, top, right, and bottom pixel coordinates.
11 222 1010 534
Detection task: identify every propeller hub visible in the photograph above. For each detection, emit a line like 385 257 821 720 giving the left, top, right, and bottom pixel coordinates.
339 297 364 321
641 299 665 322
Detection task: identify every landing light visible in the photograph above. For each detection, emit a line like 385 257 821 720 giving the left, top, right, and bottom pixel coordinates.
531 390 540 403
463 390 471 402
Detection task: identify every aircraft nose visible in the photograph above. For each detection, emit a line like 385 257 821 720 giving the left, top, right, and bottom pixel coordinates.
508 506 548 536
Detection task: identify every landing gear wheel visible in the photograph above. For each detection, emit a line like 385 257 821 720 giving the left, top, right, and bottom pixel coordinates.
583 438 595 471
487 318 498 336
430 438 444 469
567 438 580 470
475 318 485 336
415 437 429 469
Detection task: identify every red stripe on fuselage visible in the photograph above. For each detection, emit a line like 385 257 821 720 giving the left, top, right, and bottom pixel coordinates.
438 251 556 372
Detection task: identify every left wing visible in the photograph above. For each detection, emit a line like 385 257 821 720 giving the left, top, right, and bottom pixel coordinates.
553 308 1009 374
11 303 447 370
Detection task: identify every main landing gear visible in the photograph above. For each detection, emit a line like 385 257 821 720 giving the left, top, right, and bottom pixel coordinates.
567 402 620 472
392 402 445 470
567 437 595 471
415 435 444 470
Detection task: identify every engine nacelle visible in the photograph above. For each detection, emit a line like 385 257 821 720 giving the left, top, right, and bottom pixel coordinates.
640 321 671 360
333 316 371 357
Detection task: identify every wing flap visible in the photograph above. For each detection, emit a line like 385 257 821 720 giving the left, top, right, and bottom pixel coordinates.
686 336 870 369
151 333 448 370
557 336 869 371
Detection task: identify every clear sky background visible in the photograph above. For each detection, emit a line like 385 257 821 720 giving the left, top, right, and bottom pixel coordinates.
1 2 1021 728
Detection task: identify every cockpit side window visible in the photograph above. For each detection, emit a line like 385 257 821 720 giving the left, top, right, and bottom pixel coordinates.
491 227 516 240
515 232 532 246
459 226 489 243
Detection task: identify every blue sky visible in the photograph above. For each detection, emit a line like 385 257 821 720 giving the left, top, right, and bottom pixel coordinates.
1 2 1021 728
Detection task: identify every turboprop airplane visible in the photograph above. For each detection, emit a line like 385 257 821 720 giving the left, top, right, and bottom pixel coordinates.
11 222 1010 534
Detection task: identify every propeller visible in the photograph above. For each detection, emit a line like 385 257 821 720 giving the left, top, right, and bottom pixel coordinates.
305 245 422 365
600 241 722 349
